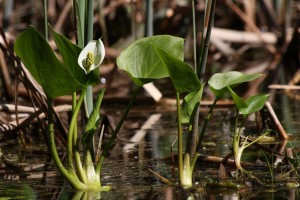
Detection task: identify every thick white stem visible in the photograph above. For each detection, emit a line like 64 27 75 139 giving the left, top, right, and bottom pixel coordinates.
181 153 193 188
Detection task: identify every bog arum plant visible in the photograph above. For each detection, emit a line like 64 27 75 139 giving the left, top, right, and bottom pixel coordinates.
209 72 270 176
117 37 267 188
14 26 118 191
227 86 270 172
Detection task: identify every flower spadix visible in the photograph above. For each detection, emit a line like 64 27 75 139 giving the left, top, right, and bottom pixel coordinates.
78 39 105 73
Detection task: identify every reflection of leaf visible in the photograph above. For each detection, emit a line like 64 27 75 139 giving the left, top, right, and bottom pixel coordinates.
208 71 262 97
181 86 204 124
14 26 85 98
240 94 270 116
117 35 201 93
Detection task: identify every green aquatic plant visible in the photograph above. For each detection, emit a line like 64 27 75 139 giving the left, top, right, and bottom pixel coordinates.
13 0 137 191
14 21 142 190
14 26 103 191
209 72 270 173
117 37 266 188
117 35 202 187
14 25 135 191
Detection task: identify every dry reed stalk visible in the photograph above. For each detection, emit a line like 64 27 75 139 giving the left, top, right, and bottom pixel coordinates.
223 0 276 53
265 101 288 140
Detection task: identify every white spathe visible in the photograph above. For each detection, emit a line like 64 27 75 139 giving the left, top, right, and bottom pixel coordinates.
78 39 105 73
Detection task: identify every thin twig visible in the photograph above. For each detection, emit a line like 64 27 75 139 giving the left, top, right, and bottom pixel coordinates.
265 101 288 140
148 168 175 186
268 84 300 90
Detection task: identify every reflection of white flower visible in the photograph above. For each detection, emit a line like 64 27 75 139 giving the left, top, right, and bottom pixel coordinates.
78 39 105 73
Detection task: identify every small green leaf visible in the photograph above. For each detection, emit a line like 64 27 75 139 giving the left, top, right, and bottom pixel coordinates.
181 85 204 124
227 86 247 110
208 71 262 97
14 26 85 98
240 94 270 116
82 89 105 145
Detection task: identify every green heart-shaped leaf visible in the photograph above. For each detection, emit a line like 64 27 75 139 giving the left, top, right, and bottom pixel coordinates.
240 94 270 116
117 35 201 93
14 26 85 98
208 71 262 97
117 35 184 80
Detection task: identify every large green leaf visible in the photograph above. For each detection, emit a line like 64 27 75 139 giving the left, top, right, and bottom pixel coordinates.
152 45 201 93
208 71 262 97
14 26 85 98
117 35 201 92
50 27 99 85
117 35 184 80
240 94 270 116
50 26 85 82
181 85 204 124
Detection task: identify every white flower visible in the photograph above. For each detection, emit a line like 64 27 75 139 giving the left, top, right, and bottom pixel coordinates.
78 39 105 73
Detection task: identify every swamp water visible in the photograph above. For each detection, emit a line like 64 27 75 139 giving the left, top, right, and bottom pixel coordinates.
0 92 300 199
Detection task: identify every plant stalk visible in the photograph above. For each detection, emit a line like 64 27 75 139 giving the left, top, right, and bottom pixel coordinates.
191 98 218 171
67 90 86 170
47 99 86 190
43 0 48 40
197 0 216 80
85 0 94 116
145 0 153 37
189 0 199 159
175 92 184 184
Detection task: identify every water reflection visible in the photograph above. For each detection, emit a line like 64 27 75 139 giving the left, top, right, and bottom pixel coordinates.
1 93 300 199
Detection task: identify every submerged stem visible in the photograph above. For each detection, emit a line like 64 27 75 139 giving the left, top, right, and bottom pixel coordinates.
196 98 218 152
71 92 87 183
191 98 218 171
67 90 86 170
176 91 192 187
47 99 86 190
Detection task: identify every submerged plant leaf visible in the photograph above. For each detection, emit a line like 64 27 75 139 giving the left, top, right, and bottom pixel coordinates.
181 85 204 124
14 26 85 98
117 35 201 92
239 94 270 116
208 71 262 98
